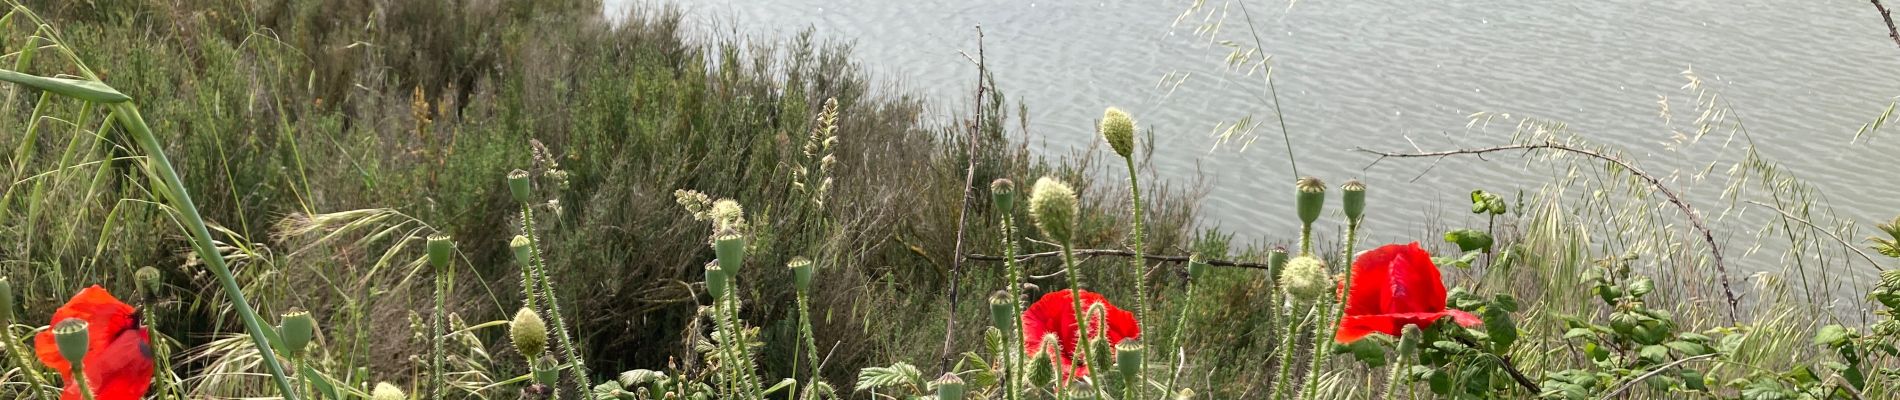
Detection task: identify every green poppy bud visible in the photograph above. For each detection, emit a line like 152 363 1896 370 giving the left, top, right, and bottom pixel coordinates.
134 267 163 297
704 262 729 300
1028 177 1080 244
428 234 454 270
0 277 15 323
510 235 534 267
935 373 966 400
713 231 746 274
788 257 814 293
1100 107 1137 159
1280 256 1332 302
988 290 1014 333
990 178 1016 212
1341 179 1366 223
1295 177 1327 226
279 308 317 356
511 307 548 359
1029 335 1058 387
507 169 533 203
53 318 91 368
1116 340 1145 383
1398 324 1423 357
1187 252 1211 281
1267 247 1290 277
371 382 406 400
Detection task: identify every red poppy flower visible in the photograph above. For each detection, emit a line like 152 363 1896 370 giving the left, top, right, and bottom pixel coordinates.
1335 242 1482 343
35 285 154 400
1021 289 1139 379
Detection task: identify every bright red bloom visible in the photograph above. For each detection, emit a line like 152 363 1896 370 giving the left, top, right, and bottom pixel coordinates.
1021 289 1139 379
35 285 154 400
1336 243 1482 343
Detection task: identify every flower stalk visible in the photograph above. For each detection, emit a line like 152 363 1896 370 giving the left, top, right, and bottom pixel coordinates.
992 178 1025 400
1103 108 1152 400
1302 180 1366 400
516 183 591 398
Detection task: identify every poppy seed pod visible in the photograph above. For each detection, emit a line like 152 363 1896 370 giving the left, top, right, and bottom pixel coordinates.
1267 247 1290 277
989 290 1015 329
1341 179 1366 223
53 318 91 368
1028 177 1080 244
704 262 729 300
428 234 454 269
511 307 548 359
0 277 14 323
372 382 406 400
713 231 746 274
935 373 966 400
1187 253 1210 281
532 355 560 386
510 235 533 267
1295 177 1327 226
1281 256 1332 302
1115 340 1144 382
507 169 533 203
135 267 163 297
788 257 814 293
990 178 1015 212
1100 107 1137 159
280 308 317 356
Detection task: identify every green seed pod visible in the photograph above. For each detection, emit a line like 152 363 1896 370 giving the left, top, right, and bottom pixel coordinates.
371 382 406 400
1187 253 1211 281
990 178 1016 212
1066 380 1097 398
0 277 15 323
279 308 317 356
1341 179 1366 223
1295 177 1327 227
134 267 163 297
511 307 548 359
1115 340 1145 383
988 290 1014 332
53 318 91 367
1028 177 1080 244
1267 247 1290 277
935 373 966 400
1100 107 1137 159
1280 256 1332 302
533 355 560 386
788 257 815 293
428 234 455 270
704 262 729 300
713 231 746 275
510 235 534 267
1398 324 1424 357
507 169 533 203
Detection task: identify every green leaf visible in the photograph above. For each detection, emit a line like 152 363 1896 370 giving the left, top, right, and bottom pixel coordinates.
1664 340 1714 356
1346 338 1387 367
1492 294 1520 312
1563 328 1596 340
0 69 131 103
856 362 923 391
1813 325 1853 347
1627 277 1655 297
1443 229 1494 253
1482 306 1518 353
1638 345 1670 364
1681 369 1707 391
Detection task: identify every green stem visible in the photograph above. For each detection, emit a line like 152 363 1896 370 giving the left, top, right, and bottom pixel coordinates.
116 103 302 400
1271 305 1313 400
522 206 592 398
1058 244 1102 400
432 261 449 400
1161 279 1197 398
1 321 53 400
70 367 94 400
1298 222 1314 257
1122 156 1149 400
1301 219 1360 400
795 289 820 400
1002 215 1024 400
1382 347 1407 400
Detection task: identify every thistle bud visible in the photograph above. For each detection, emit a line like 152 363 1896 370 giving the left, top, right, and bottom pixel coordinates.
533 355 560 386
135 267 163 297
510 235 534 267
990 178 1016 212
1295 177 1327 226
988 291 1014 333
508 169 533 203
935 373 966 400
372 382 406 400
280 308 316 356
788 257 814 293
0 277 16 323
1100 107 1137 159
428 234 455 270
1341 179 1366 223
713 231 746 274
1028 177 1080 244
704 262 729 300
53 318 91 368
1267 247 1290 277
1398 324 1423 357
1187 253 1210 281
1280 256 1332 302
511 307 548 359
1116 340 1145 383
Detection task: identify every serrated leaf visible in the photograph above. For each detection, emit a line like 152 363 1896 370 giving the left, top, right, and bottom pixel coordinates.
856 362 923 391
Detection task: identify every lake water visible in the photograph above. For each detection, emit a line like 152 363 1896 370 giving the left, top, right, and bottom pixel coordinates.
607 0 1900 286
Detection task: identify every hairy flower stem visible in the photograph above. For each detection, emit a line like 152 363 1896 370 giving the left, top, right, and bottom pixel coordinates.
0 321 53 400
1059 244 1104 400
1301 219 1361 400
1298 221 1314 257
1121 156 1150 400
1001 215 1025 400
521 206 592 398
432 263 449 400
794 288 821 400
1381 348 1407 400
726 284 762 398
71 366 95 400
1271 306 1314 400
1160 280 1197 397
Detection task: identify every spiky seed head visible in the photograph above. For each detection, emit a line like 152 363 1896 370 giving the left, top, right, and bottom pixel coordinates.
427 234 455 269
0 277 16 323
1341 179 1367 222
134 267 163 297
1280 256 1332 302
935 373 966 400
532 355 560 386
704 262 729 299
1100 107 1137 159
1187 252 1210 281
371 382 406 400
1398 324 1424 357
511 307 548 359
507 169 533 203
1267 247 1290 277
988 290 1014 332
788 257 815 293
1115 340 1145 382
1028 177 1080 244
53 318 91 368
510 235 534 266
713 230 746 274
990 178 1016 212
1295 177 1327 226
280 308 317 356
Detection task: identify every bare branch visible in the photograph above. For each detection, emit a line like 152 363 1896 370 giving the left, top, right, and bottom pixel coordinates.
1876 0 1900 51
967 249 1273 271
1353 141 1742 324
